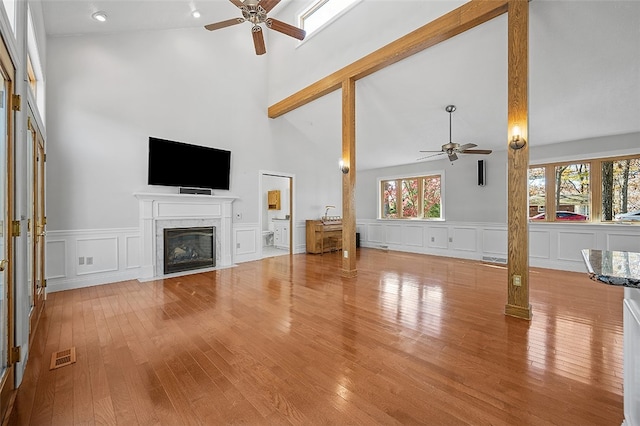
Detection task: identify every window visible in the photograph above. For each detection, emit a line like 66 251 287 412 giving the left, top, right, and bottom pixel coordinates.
528 167 546 216
555 162 590 219
528 154 640 223
27 6 45 120
380 174 442 219
299 0 360 38
602 157 640 221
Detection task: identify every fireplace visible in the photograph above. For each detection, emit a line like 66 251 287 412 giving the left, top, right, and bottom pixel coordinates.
134 193 237 280
163 227 215 274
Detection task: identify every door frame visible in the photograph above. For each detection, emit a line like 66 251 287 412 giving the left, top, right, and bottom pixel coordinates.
259 170 295 257
0 29 17 420
26 114 45 345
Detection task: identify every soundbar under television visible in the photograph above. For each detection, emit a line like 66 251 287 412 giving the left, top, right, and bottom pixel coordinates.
148 137 231 191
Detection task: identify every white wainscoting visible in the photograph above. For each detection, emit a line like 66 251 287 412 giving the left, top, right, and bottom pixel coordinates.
45 221 309 292
46 228 141 292
233 221 307 264
356 219 640 272
46 221 640 291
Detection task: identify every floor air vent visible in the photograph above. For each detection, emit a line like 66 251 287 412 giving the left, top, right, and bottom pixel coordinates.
49 347 77 370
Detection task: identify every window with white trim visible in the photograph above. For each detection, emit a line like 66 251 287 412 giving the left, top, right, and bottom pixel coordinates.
299 0 360 38
380 174 442 220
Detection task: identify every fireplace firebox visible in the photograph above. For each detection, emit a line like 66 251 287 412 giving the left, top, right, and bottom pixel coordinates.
163 227 215 274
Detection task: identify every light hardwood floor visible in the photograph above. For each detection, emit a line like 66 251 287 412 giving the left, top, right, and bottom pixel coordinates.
8 249 624 425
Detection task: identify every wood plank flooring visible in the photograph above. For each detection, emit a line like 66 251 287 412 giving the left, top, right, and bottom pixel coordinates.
8 249 624 425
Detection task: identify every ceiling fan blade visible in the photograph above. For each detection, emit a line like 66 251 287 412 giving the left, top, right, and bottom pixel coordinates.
260 0 281 13
419 150 444 153
457 143 477 151
252 25 266 55
448 152 458 162
461 149 492 154
229 0 244 8
205 18 245 31
266 18 306 40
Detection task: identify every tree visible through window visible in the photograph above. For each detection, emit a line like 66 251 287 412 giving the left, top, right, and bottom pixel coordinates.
528 154 640 222
602 158 640 220
555 163 590 220
381 174 442 219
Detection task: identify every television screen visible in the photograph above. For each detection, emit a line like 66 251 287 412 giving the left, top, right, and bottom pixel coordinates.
148 137 231 190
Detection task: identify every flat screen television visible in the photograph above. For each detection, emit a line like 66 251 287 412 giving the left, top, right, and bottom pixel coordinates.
148 137 231 190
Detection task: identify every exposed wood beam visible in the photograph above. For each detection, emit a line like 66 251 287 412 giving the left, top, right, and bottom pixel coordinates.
505 0 531 320
341 78 357 277
268 0 509 119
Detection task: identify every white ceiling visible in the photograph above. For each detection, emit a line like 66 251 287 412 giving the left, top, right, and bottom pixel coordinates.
41 0 640 170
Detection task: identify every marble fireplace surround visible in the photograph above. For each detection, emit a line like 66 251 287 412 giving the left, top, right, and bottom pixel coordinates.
134 192 238 280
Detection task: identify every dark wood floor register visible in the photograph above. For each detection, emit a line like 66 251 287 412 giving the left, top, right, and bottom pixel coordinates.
306 219 342 253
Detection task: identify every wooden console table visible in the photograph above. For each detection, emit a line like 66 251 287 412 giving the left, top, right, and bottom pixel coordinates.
306 220 342 254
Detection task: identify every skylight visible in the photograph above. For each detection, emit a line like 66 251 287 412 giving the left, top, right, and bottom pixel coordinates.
299 0 360 38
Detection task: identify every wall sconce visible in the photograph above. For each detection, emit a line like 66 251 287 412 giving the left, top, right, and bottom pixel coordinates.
339 160 350 174
509 125 526 150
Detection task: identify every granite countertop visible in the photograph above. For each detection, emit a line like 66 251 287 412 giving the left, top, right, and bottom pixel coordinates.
581 249 640 289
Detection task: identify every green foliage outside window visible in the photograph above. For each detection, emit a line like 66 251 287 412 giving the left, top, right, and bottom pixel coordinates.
381 174 441 219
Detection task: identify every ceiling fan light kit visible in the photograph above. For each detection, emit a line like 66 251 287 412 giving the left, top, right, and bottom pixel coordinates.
417 105 492 163
204 0 306 55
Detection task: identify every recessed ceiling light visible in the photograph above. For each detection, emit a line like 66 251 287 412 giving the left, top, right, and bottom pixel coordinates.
192 10 201 18
92 12 107 22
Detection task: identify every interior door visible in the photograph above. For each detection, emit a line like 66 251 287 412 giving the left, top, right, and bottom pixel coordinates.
27 116 45 342
0 35 16 419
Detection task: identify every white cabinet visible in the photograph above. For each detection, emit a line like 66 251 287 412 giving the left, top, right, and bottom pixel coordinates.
273 220 289 250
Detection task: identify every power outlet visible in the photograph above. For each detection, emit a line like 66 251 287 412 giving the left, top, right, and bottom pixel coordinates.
513 275 522 287
448 237 453 243
430 237 435 242
78 256 84 265
86 257 93 265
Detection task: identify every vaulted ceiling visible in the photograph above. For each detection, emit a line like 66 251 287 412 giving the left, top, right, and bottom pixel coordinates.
41 0 640 170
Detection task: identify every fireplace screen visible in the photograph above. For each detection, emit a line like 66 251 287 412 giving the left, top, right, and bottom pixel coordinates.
164 227 215 274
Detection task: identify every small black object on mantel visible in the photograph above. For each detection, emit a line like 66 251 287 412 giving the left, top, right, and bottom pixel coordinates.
180 187 212 196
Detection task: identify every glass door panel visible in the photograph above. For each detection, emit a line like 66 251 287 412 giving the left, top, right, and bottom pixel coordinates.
27 116 45 341
0 33 15 419
0 71 7 384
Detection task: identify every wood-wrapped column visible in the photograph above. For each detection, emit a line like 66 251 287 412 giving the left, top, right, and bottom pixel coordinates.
505 0 531 320
341 78 357 278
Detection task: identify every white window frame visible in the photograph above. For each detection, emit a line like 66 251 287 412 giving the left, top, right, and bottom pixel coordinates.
297 0 361 43
378 171 445 221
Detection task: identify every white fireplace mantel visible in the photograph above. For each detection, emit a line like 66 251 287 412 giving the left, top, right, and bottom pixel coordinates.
134 192 238 280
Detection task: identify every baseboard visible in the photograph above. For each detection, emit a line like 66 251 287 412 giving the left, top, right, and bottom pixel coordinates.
47 269 142 293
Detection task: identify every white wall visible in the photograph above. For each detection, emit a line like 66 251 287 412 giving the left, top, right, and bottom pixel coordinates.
45 25 346 287
46 27 274 230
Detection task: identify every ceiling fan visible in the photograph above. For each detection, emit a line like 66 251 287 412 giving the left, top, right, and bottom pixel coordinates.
204 0 306 55
418 105 492 162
